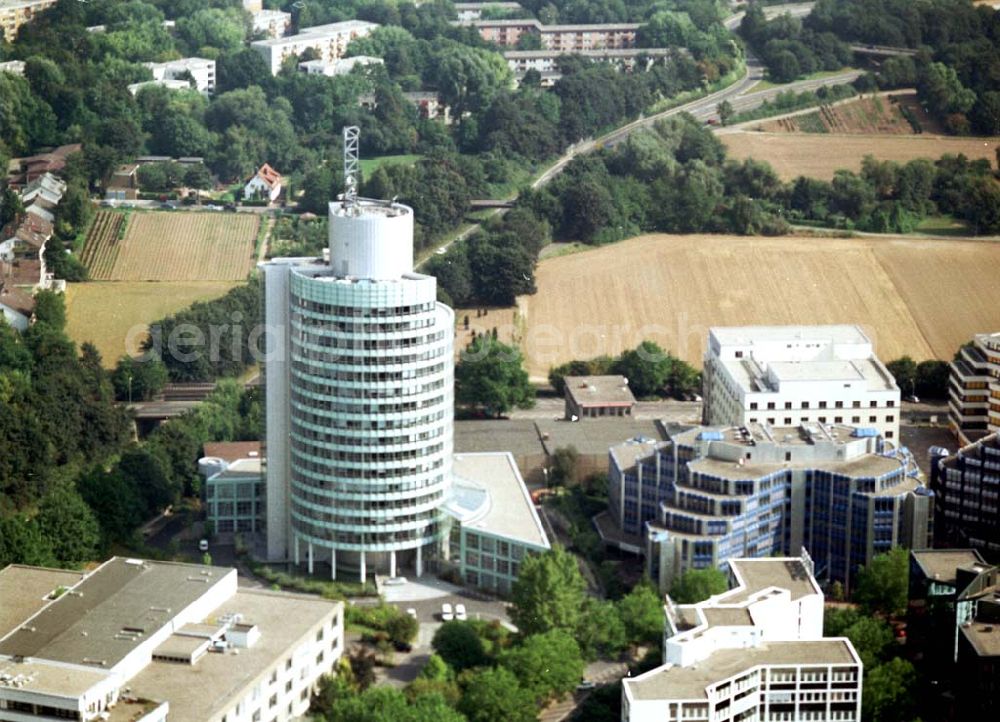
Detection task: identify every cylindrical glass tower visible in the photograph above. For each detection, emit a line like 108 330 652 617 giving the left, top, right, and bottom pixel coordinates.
277 199 453 578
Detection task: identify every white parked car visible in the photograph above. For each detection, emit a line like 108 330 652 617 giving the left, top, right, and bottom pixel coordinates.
198 539 209 552
406 608 418 620
441 603 454 621
455 603 467 621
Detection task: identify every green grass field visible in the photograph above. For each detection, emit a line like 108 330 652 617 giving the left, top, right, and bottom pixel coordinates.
65 280 243 365
359 154 423 178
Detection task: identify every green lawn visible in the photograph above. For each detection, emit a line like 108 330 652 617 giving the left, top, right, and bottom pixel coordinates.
914 215 971 237
359 154 423 177
752 67 859 93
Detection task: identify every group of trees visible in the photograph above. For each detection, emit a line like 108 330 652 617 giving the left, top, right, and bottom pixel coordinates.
549 340 701 399
0 288 261 570
427 206 549 307
885 357 950 399
739 3 853 83
144 276 261 381
529 113 1000 239
803 0 1000 136
454 336 535 417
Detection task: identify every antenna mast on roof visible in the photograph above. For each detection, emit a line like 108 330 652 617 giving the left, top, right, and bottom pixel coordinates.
342 126 359 208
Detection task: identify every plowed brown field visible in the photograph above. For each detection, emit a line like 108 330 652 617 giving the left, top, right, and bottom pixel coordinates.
504 234 1000 380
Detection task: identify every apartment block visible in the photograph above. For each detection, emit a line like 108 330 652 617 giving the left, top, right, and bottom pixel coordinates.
0 557 343 722
299 55 383 76
144 57 216 95
607 421 931 592
623 553 863 722
703 325 901 441
454 17 640 50
454 2 525 21
251 9 291 39
252 21 379 75
0 0 56 43
505 47 673 85
930 434 1000 556
948 331 1000 444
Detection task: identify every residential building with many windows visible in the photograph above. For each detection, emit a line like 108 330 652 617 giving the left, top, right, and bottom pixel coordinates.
623 553 863 722
252 21 379 75
0 557 343 722
948 332 1000 444
453 17 640 50
930 433 1000 556
606 421 931 592
0 0 55 43
703 325 901 442
143 57 216 95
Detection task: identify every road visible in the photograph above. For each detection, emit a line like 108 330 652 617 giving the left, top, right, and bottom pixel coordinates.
724 2 816 30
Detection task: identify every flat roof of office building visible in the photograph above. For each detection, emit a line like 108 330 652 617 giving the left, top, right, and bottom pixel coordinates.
0 558 233 667
912 549 989 587
721 558 821 604
961 619 1000 658
453 419 544 456
0 565 86 640
625 639 857 701
114 589 338 721
450 452 550 549
711 325 870 347
564 375 636 408
537 417 662 456
203 441 261 464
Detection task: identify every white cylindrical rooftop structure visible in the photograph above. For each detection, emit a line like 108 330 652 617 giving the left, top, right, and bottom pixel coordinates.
328 199 414 279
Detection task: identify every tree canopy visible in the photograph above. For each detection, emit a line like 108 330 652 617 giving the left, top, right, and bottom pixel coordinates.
669 567 730 604
509 545 587 636
455 336 535 417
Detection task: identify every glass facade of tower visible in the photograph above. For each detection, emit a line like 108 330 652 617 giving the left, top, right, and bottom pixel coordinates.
286 269 454 554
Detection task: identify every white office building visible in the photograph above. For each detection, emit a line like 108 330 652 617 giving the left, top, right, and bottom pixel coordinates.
143 57 216 95
703 325 901 441
261 191 454 580
623 553 863 722
0 557 343 722
948 331 1000 445
252 20 379 75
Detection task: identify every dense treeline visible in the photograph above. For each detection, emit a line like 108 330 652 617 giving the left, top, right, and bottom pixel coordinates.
0 292 243 567
0 287 261 566
739 3 853 83
737 0 1000 135
523 114 1000 240
145 276 262 382
548 341 701 399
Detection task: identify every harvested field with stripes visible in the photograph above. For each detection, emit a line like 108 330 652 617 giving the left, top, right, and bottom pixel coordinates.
81 210 259 281
505 234 1000 381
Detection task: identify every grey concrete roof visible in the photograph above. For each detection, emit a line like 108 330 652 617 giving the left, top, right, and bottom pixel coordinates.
453 419 544 456
565 375 636 408
127 589 340 721
721 558 821 604
0 658 110 700
626 640 857 701
961 620 1000 658
0 558 234 668
451 452 550 549
0 566 85 641
537 417 662 456
912 549 989 586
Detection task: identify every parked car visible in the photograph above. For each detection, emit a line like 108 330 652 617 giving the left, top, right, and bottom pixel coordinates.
224 202 237 212
455 603 467 621
159 202 176 210
198 539 209 552
441 603 454 621
406 608 417 620
577 680 597 691
100 200 114 207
